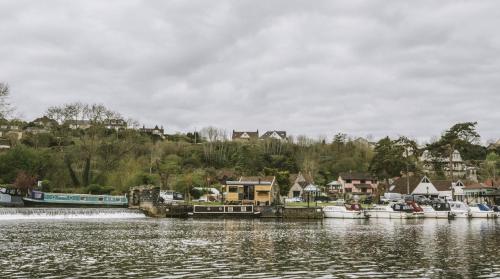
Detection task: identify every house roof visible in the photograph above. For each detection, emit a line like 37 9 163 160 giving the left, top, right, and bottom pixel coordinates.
339 172 375 181
232 130 259 140
289 172 314 186
464 183 496 190
239 176 275 184
431 180 453 192
388 176 422 194
260 130 287 140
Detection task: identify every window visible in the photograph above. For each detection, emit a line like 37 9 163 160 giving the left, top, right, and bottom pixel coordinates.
229 186 238 193
360 180 366 184
346 179 352 184
345 188 352 193
98 197 104 201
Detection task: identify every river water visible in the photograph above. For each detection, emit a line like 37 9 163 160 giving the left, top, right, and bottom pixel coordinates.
0 211 499 278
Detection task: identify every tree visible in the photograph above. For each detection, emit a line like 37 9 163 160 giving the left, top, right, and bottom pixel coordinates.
0 82 13 118
13 171 37 193
427 122 480 179
369 137 417 194
45 102 127 187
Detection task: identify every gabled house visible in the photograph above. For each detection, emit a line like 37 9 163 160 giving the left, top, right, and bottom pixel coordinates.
338 171 378 195
66 120 92 130
420 149 477 181
32 116 58 128
225 176 278 206
104 119 127 131
139 125 165 138
388 176 457 198
287 172 314 198
232 130 259 141
260 130 287 141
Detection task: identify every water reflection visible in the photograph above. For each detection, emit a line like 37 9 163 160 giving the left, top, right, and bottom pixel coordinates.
0 218 499 278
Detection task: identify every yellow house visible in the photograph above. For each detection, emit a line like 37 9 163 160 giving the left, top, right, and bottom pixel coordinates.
225 176 278 206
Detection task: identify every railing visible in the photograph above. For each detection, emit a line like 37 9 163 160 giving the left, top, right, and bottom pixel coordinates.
193 205 254 214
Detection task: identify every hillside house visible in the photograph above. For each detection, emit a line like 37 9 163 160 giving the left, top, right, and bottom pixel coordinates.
260 130 287 141
420 150 477 181
232 130 259 141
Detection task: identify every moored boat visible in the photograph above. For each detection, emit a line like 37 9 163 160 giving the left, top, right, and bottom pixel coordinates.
323 203 368 219
406 201 425 218
448 201 470 218
22 191 128 208
421 201 454 219
0 188 24 207
367 202 414 219
469 204 496 218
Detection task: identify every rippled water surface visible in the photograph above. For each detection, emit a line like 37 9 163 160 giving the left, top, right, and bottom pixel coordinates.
1 217 500 278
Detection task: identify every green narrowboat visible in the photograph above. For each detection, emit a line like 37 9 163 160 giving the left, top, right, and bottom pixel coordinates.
23 191 128 208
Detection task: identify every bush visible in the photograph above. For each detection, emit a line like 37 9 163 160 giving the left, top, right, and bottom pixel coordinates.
85 184 114 195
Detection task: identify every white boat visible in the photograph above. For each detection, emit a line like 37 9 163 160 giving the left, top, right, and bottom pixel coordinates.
469 204 497 218
323 204 367 219
367 203 414 219
421 205 452 219
448 201 470 218
406 201 425 218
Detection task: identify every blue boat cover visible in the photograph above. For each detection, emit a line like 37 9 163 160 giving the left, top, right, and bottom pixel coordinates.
478 204 491 211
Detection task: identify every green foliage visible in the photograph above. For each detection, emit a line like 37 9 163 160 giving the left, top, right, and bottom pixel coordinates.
85 184 114 194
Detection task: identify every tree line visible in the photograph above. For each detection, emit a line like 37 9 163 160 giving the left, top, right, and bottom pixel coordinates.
0 83 498 197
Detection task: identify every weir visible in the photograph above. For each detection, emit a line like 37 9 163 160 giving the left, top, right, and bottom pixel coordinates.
0 207 146 220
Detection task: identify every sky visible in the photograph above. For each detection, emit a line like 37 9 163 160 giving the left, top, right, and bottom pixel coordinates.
0 0 499 143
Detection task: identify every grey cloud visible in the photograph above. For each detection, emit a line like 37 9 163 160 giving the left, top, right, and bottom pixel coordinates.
0 0 499 142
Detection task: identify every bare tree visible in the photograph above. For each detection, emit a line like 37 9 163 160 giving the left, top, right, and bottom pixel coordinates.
0 83 14 118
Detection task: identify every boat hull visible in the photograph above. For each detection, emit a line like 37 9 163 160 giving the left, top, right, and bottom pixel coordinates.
469 211 497 218
451 210 470 218
368 210 413 219
423 211 452 219
22 198 127 208
324 210 366 219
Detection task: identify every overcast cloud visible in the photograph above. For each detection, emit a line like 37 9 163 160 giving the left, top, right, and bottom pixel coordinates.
0 0 499 142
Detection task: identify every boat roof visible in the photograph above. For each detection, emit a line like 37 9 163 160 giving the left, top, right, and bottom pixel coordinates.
33 191 125 198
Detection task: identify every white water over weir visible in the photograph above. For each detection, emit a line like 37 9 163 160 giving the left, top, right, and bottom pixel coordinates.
0 208 146 220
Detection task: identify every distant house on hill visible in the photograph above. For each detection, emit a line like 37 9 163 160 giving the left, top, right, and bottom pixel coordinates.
420 149 477 181
139 125 165 138
0 120 24 140
287 172 314 199
33 116 58 128
25 116 58 134
104 119 127 131
66 120 92 130
232 130 259 141
260 130 287 141
338 171 378 196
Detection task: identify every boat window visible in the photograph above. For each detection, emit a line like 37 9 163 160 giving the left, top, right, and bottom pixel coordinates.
98 197 104 201
80 197 86 201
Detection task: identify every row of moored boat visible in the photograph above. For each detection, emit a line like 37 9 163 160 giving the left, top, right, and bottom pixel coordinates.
323 201 499 219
